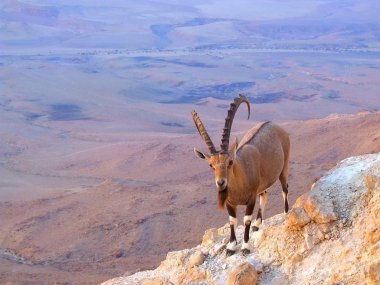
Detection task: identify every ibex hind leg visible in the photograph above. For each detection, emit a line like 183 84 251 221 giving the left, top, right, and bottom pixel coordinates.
280 167 289 213
252 191 267 232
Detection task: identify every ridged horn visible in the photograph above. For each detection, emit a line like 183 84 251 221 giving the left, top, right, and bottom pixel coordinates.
192 110 217 154
220 95 250 153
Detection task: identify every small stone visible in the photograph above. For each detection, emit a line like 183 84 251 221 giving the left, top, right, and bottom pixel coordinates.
188 251 204 267
338 222 344 229
227 262 258 285
324 234 330 240
290 253 303 264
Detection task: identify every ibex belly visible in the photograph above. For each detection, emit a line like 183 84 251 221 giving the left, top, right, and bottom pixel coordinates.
240 122 286 198
257 141 285 192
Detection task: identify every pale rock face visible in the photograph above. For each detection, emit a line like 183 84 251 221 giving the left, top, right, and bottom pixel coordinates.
102 153 380 285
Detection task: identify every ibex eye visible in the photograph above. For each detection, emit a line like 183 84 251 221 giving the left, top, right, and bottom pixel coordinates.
228 160 233 167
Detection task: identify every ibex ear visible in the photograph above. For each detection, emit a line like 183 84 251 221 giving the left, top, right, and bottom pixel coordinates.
193 148 210 160
230 137 238 158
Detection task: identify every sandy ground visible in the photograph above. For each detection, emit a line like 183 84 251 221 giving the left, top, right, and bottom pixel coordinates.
1 110 379 284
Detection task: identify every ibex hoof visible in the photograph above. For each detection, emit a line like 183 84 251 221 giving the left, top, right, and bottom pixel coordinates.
241 248 250 256
226 249 236 257
252 226 259 232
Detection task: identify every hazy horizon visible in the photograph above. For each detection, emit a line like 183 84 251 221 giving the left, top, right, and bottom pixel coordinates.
2 0 380 52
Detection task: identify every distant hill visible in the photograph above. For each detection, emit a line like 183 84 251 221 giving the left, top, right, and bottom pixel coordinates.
1 0 380 51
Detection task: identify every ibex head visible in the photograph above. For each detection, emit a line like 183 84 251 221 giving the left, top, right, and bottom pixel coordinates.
192 95 250 196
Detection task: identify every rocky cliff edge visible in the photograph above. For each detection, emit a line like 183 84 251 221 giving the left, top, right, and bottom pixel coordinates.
102 153 380 285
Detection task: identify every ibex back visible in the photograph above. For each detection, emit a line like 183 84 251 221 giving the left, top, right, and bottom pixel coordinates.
192 95 290 256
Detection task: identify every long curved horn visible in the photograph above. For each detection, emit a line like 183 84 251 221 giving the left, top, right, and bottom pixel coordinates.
192 110 217 154
220 95 250 153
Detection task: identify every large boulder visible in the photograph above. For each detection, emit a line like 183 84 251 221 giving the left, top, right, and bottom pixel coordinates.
102 153 380 285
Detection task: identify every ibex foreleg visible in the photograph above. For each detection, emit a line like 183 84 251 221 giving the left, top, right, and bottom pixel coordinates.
242 198 256 255
226 204 237 256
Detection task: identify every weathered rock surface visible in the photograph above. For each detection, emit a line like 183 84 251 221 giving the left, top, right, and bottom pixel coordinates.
227 262 258 285
102 153 380 285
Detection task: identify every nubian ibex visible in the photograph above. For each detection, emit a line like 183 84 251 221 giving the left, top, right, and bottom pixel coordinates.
192 95 290 255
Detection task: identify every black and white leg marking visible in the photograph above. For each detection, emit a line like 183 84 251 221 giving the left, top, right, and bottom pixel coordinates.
226 204 237 256
242 200 255 255
252 191 267 232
